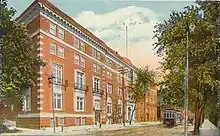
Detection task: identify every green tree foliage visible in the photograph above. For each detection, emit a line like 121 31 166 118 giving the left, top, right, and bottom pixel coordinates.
127 66 156 125
153 1 219 134
0 0 45 117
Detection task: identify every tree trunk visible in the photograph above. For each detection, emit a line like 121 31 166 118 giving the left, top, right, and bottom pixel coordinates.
129 103 136 125
194 100 206 135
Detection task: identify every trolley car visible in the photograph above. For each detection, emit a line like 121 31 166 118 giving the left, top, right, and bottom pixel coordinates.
162 109 182 127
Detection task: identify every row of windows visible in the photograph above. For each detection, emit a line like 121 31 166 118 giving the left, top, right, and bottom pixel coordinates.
49 117 86 127
50 43 64 58
49 22 129 71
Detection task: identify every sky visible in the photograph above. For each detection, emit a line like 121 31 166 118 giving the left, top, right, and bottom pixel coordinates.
8 0 195 70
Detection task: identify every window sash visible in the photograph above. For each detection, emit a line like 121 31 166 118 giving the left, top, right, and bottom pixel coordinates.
81 56 85 67
54 93 62 109
76 97 84 111
52 63 62 84
58 27 64 39
50 22 56 35
74 54 80 65
74 38 79 48
58 46 64 58
50 43 56 55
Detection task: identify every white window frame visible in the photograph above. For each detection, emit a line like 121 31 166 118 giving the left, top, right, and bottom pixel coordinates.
75 70 85 88
53 93 62 110
22 87 31 111
74 37 79 48
94 99 100 110
58 117 64 126
80 41 85 52
76 96 84 112
107 83 113 93
50 22 56 35
58 46 64 58
81 117 86 126
80 56 86 67
58 27 64 39
107 102 112 115
50 43 56 55
75 117 80 126
118 87 122 96
52 63 62 85
74 54 80 65
93 77 100 93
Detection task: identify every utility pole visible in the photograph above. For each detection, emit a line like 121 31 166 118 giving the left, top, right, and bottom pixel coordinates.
48 75 56 133
184 20 190 136
125 26 128 58
119 67 128 127
48 74 68 133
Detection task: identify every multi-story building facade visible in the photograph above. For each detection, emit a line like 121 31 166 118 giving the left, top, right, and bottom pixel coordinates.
15 0 138 129
136 85 158 122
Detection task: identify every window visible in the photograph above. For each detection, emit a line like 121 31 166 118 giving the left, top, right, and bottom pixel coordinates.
75 71 84 89
75 117 80 126
74 54 80 65
118 103 122 115
93 63 101 73
50 43 56 55
58 117 64 126
81 117 86 126
107 83 113 93
74 37 79 48
106 71 112 79
58 46 64 58
118 87 122 96
106 58 113 67
80 56 85 67
76 96 84 111
23 87 31 111
92 48 101 60
52 63 62 85
58 27 64 39
93 77 100 93
80 41 85 52
50 22 56 35
53 93 62 109
94 99 100 110
107 102 112 114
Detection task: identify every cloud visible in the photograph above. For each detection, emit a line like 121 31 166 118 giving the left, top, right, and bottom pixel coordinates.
75 6 161 70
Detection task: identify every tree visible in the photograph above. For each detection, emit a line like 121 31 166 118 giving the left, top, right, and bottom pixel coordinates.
127 66 156 125
153 2 219 134
0 0 45 117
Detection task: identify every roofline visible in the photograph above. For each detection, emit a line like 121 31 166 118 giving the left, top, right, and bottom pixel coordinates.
16 0 137 70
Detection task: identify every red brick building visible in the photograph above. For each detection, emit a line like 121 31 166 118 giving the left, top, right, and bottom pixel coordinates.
15 0 157 129
15 0 137 129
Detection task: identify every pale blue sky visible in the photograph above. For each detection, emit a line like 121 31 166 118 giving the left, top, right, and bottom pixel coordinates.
8 0 195 69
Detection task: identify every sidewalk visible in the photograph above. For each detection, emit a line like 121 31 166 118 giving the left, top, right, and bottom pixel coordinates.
1 121 161 135
199 119 219 136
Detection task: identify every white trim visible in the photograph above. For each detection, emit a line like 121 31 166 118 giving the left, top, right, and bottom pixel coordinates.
37 77 43 81
37 107 43 110
37 83 43 87
37 53 43 57
19 3 134 70
37 71 43 74
37 95 44 98
37 101 43 104
37 35 44 39
30 29 40 38
40 29 120 74
37 47 43 51
37 41 44 45
17 112 94 118
37 89 44 92
39 11 134 71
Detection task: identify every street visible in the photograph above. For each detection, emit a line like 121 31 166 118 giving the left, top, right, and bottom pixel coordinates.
73 125 187 136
